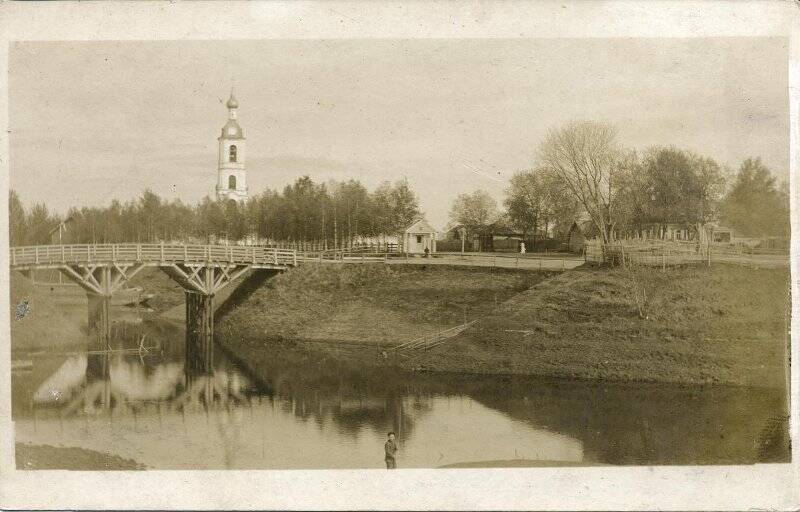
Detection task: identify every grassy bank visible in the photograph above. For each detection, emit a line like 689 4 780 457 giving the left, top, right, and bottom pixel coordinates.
15 443 146 470
9 268 183 352
409 263 790 387
9 274 86 352
217 264 547 346
218 262 789 387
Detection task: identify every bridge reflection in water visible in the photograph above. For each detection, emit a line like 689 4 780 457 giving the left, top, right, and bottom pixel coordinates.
33 353 253 415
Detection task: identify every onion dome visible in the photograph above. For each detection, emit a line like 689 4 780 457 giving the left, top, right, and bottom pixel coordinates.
226 93 239 109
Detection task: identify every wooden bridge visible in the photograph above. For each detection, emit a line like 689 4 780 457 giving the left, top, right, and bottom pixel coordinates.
11 244 297 373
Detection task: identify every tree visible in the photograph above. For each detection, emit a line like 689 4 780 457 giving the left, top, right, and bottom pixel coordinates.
9 190 27 246
537 121 628 243
505 171 546 238
449 190 499 235
721 158 788 237
27 203 57 245
635 147 725 245
505 168 582 247
388 179 420 232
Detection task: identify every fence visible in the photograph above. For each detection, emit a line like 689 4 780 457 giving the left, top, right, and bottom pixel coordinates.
10 244 298 268
294 249 583 271
271 240 400 253
584 241 789 269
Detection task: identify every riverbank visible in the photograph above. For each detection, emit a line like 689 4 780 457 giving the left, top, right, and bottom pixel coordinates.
9 268 177 352
15 443 146 470
217 264 547 345
408 263 790 387
216 263 789 387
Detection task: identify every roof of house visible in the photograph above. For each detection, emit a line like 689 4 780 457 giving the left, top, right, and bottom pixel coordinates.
404 218 436 234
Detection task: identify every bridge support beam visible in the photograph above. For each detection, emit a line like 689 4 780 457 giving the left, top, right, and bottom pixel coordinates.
185 291 215 374
50 263 145 352
87 292 112 351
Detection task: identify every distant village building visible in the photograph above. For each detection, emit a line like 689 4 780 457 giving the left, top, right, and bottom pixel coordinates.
566 221 587 253
709 225 734 243
444 222 524 252
216 93 248 202
402 218 437 254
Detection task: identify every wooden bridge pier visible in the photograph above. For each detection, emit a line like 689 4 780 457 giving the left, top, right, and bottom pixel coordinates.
160 263 257 374
59 263 147 351
184 291 215 374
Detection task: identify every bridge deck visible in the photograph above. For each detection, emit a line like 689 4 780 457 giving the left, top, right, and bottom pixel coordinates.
10 244 297 270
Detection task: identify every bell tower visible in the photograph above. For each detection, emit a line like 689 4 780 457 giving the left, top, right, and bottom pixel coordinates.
216 92 247 202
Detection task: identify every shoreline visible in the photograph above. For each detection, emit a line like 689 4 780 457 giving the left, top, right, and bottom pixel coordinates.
214 263 790 388
219 334 787 391
15 443 146 470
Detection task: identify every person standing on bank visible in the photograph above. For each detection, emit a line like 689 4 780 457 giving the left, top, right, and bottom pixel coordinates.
384 432 398 469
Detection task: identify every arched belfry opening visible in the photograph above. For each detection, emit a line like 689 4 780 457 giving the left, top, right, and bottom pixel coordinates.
229 145 237 163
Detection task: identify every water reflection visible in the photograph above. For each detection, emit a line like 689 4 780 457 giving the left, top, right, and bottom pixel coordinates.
11 320 789 469
28 354 255 415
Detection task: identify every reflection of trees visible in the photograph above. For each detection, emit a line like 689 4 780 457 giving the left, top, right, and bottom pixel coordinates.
460 375 789 465
274 390 427 439
173 370 252 412
224 343 443 442
33 351 256 417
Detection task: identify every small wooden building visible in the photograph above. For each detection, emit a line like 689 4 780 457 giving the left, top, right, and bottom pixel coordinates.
567 221 587 253
402 218 437 254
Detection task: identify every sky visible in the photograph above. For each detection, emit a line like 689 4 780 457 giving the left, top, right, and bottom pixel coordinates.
9 38 789 230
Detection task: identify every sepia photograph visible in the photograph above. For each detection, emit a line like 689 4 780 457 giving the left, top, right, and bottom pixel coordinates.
0 1 797 510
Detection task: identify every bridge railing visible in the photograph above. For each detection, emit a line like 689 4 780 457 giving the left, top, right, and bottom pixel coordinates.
10 244 297 267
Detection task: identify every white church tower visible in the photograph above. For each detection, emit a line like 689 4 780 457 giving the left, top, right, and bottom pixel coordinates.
216 92 248 202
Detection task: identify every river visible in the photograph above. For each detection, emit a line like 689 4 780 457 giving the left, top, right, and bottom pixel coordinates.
11 316 789 469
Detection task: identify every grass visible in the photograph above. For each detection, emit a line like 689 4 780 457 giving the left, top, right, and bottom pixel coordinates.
9 274 86 352
217 264 548 346
128 267 186 311
9 267 187 352
410 263 790 387
15 443 146 470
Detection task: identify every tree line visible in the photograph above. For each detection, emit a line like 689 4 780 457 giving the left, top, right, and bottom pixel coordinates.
10 120 789 250
449 121 789 246
9 177 420 248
